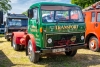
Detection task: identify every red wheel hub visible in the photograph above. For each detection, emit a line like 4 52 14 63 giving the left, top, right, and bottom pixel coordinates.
90 39 96 49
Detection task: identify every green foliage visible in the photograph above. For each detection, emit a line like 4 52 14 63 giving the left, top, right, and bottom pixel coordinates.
22 11 27 16
71 0 100 9
0 0 12 13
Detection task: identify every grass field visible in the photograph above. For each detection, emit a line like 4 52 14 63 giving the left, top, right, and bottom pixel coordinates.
0 35 100 67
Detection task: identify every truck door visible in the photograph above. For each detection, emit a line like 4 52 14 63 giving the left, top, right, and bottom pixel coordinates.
28 8 41 46
94 12 100 35
91 12 96 32
85 11 96 33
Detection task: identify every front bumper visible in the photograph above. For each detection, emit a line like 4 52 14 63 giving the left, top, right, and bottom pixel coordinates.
36 44 87 53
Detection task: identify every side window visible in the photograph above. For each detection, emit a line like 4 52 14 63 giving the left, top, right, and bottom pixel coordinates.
91 12 95 22
97 13 100 22
33 8 38 19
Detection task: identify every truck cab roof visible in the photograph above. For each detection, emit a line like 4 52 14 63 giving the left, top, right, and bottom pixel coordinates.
29 2 80 9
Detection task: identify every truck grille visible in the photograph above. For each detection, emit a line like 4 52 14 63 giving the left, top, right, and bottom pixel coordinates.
45 33 84 48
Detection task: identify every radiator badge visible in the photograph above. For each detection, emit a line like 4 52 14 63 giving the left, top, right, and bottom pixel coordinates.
70 36 76 42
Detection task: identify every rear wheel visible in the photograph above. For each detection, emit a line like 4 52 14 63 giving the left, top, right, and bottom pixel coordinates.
28 40 40 63
12 36 20 51
89 36 100 52
65 49 77 57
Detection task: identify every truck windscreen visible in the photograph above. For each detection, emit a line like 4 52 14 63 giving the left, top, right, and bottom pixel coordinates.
7 19 28 27
41 6 84 23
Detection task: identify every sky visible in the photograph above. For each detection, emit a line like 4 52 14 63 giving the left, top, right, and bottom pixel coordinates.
9 0 71 14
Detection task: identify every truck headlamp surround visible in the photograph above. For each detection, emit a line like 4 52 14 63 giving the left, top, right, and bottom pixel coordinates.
47 38 52 44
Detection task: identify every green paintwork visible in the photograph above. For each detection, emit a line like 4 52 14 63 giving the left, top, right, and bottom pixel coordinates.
29 2 79 9
42 23 85 33
28 2 85 49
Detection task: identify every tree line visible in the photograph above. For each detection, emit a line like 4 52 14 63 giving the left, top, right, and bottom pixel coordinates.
71 0 100 9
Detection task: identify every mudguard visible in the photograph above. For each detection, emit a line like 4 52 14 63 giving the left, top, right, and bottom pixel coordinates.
25 34 36 51
12 32 25 45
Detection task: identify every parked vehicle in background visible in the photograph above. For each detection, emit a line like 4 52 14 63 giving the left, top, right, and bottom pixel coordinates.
0 10 3 33
5 13 28 41
0 24 4 34
83 1 100 52
11 2 85 63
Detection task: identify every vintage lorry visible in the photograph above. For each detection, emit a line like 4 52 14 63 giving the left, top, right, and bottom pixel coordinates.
11 2 85 63
5 13 28 41
83 1 100 52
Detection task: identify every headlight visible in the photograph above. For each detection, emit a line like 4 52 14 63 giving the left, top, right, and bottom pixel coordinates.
81 36 84 40
47 38 52 44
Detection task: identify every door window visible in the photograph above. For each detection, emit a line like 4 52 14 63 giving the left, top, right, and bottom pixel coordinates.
97 12 100 22
33 8 38 19
91 12 95 22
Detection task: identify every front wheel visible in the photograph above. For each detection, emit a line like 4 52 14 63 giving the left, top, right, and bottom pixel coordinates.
28 40 40 63
89 36 100 52
65 49 77 57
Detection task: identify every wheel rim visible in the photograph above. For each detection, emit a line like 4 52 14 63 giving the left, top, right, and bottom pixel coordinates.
28 41 33 60
13 38 16 49
90 39 96 50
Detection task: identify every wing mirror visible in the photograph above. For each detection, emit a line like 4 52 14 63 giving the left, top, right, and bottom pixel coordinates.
28 9 34 19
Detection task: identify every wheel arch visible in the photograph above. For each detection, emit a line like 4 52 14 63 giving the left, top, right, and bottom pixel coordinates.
25 34 36 55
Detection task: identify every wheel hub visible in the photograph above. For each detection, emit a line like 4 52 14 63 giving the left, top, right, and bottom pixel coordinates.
90 40 96 49
13 39 16 48
28 43 33 59
90 42 94 47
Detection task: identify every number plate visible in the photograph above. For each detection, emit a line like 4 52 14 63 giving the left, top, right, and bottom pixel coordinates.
52 48 65 53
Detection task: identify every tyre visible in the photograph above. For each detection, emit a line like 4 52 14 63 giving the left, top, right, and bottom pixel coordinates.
20 45 25 50
89 36 100 52
5 36 6 39
65 49 77 57
12 36 20 51
28 40 40 63
4 34 7 39
7 38 10 41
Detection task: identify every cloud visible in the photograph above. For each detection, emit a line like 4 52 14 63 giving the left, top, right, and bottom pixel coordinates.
10 0 18 3
8 0 71 14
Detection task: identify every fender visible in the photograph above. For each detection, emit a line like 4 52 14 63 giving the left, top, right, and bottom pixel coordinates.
25 34 36 52
12 32 25 45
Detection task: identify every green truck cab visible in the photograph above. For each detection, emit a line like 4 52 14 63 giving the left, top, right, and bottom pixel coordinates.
11 2 85 63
